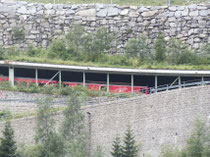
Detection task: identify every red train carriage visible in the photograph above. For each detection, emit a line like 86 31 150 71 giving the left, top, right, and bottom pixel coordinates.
0 76 148 94
14 77 58 87
62 82 81 87
0 77 9 82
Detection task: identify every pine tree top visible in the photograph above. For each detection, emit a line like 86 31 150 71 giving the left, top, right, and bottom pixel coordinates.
0 121 17 157
111 136 122 157
122 128 138 157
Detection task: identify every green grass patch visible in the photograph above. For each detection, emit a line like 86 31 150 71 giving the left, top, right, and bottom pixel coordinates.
0 105 67 122
2 26 210 71
6 55 210 70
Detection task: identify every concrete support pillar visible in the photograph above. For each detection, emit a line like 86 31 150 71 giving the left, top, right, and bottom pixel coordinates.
202 77 204 85
59 70 62 89
9 67 14 86
107 73 109 92
35 69 38 86
83 72 86 87
178 76 181 88
155 75 158 92
131 74 134 94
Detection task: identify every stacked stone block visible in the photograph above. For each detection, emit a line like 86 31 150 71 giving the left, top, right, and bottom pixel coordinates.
0 1 209 49
0 85 209 156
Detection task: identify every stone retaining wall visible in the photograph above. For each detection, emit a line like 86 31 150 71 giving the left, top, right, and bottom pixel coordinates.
0 91 121 113
0 85 209 156
0 1 209 49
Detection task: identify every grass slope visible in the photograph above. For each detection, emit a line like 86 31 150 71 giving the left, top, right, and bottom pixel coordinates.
7 55 210 70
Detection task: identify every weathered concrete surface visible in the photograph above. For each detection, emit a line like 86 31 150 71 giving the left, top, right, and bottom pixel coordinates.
0 85 210 156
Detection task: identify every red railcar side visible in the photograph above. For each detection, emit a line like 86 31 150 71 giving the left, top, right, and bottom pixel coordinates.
0 76 148 94
0 77 9 82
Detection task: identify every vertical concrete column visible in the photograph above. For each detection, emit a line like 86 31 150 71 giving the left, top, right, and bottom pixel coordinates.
155 75 158 92
201 77 204 85
83 72 86 87
9 67 14 86
131 74 134 94
59 70 62 89
178 76 181 88
35 69 38 86
107 73 109 92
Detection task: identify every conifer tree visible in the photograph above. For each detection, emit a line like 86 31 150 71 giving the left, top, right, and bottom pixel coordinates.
60 92 88 157
185 118 210 157
111 136 122 157
0 121 18 157
154 32 166 62
92 146 104 157
35 98 64 157
122 128 138 157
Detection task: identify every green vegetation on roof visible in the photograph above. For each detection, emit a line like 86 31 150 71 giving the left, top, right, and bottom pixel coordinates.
1 25 210 70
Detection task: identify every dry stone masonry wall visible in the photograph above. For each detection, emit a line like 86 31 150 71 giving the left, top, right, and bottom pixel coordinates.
0 1 209 49
0 85 210 157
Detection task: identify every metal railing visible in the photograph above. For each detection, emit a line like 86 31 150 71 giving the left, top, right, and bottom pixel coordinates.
149 79 210 94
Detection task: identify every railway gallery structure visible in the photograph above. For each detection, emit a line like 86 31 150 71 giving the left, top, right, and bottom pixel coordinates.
0 61 210 93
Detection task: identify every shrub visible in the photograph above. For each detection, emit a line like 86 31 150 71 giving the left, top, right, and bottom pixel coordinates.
126 57 140 67
4 46 21 58
107 55 127 66
83 27 117 62
17 144 43 157
154 32 166 62
65 24 85 58
197 56 210 65
0 80 9 88
42 85 56 94
200 43 210 57
125 35 150 61
28 83 40 93
184 118 210 157
12 27 25 41
167 39 198 65
176 49 198 65
0 46 4 59
159 145 181 157
26 45 41 57
160 118 210 157
59 86 73 95
167 39 184 62
197 44 210 65
92 27 116 54
0 110 12 120
92 146 104 157
47 39 68 60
